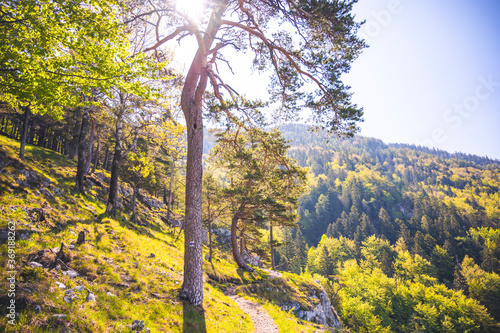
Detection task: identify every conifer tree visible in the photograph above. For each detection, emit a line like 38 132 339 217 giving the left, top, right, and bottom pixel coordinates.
291 228 309 274
209 126 306 272
131 0 366 305
316 245 333 278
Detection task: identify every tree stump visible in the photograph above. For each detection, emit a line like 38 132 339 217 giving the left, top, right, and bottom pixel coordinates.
76 231 85 245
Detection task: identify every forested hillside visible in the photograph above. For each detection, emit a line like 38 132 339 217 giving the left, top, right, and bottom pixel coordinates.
274 124 500 332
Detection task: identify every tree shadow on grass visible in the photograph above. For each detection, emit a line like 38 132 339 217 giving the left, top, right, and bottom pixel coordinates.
182 300 207 333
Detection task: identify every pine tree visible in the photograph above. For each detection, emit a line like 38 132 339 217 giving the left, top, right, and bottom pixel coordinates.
378 208 396 242
316 245 333 278
291 228 309 274
209 127 307 272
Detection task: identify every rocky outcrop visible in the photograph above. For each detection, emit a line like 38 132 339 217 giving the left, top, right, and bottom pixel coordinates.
86 172 164 213
161 216 182 228
280 288 341 330
242 250 263 268
136 190 163 210
212 227 231 245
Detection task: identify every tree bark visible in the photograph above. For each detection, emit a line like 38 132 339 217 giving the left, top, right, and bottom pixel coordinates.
230 211 254 272
44 130 51 148
84 116 96 174
208 219 213 263
106 114 123 215
9 119 16 138
131 182 137 223
91 134 100 174
179 100 205 305
0 114 4 134
63 128 70 155
179 0 229 307
102 145 109 171
206 188 213 263
166 159 175 222
37 126 46 147
19 105 31 160
69 107 82 159
75 105 90 194
28 118 35 144
5 116 10 134
50 132 58 151
270 220 275 270
240 232 245 258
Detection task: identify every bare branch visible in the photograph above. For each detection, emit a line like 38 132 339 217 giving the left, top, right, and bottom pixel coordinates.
143 26 191 53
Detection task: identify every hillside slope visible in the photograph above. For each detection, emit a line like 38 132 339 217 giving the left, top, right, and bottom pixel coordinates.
273 124 500 332
0 135 335 332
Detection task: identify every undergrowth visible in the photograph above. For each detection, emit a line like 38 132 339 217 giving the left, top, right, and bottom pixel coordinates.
0 135 332 332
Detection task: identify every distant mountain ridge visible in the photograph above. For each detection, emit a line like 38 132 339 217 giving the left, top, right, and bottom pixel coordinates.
279 123 498 166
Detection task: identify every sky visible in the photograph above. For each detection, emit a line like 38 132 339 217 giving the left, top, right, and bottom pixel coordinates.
172 0 500 159
344 0 500 159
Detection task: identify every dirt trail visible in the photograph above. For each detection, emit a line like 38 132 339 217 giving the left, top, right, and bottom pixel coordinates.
225 286 279 333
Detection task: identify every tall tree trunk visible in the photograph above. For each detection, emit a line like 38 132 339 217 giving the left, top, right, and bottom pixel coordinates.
166 159 175 222
179 0 229 306
63 129 70 155
11 120 17 139
44 130 51 148
0 115 5 134
26 118 32 144
75 105 90 194
206 190 213 263
84 116 96 174
37 127 46 147
230 211 254 272
106 114 123 215
0 114 4 134
102 145 109 171
179 100 205 304
270 220 275 270
208 219 213 263
5 117 11 134
240 232 245 258
69 107 82 159
19 105 31 160
28 119 36 144
51 133 58 151
131 182 137 223
9 119 16 138
10 119 18 138
91 134 100 174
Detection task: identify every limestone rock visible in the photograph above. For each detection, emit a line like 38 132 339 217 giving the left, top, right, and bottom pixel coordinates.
132 320 145 331
280 289 341 330
212 227 231 245
86 293 97 302
63 270 78 278
29 261 43 268
242 250 263 267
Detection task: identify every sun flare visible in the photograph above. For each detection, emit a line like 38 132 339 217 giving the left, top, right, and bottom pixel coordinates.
175 0 207 19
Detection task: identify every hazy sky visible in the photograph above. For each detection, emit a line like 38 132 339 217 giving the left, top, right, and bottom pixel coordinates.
344 0 500 159
173 0 500 159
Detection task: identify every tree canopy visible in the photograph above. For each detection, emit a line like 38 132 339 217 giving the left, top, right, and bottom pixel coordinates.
0 0 155 116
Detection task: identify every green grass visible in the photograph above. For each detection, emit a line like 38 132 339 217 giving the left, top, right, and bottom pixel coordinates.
0 135 332 332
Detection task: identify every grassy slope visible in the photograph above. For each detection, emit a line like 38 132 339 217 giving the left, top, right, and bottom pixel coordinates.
0 135 324 333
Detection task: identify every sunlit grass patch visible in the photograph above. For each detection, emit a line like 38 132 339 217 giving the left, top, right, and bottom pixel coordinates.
0 135 332 332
